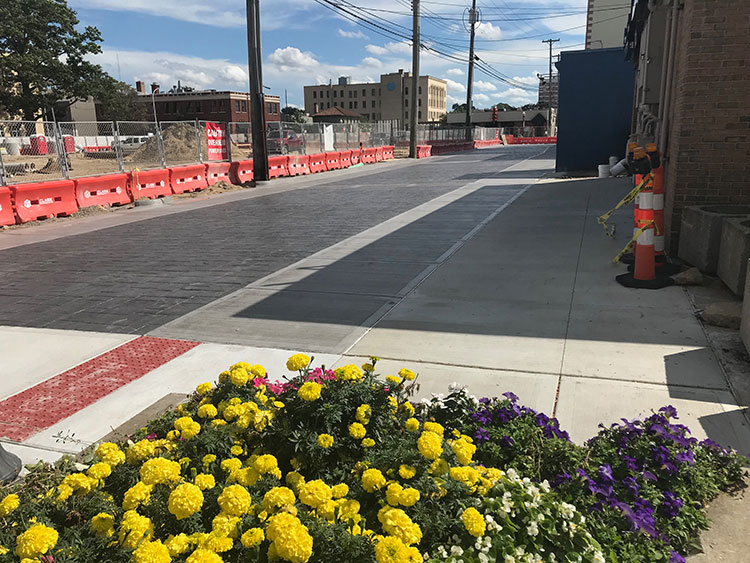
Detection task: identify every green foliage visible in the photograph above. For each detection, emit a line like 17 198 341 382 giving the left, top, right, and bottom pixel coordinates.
281 106 307 123
0 0 107 120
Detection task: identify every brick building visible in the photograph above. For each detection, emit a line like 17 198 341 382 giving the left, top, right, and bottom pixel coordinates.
135 82 281 124
627 0 750 251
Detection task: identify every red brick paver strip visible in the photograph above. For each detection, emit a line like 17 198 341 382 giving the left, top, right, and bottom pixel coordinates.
0 336 199 441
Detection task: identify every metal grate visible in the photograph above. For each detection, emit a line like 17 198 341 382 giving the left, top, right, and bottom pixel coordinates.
0 336 199 442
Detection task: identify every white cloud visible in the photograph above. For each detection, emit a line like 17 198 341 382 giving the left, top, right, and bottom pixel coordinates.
222 65 248 84
446 68 464 77
473 80 497 91
445 79 467 94
512 75 541 86
475 22 502 40
361 57 383 68
365 41 412 56
496 87 536 105
473 93 491 105
267 47 319 72
338 28 368 40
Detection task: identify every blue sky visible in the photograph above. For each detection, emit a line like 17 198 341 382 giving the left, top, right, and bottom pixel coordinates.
68 0 630 111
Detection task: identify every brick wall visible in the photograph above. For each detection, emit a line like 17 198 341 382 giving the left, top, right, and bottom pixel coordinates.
664 0 750 252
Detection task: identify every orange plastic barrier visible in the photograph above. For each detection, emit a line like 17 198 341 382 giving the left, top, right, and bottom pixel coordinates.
309 153 327 173
417 145 432 159
506 136 556 145
74 173 131 208
375 147 384 162
128 169 171 200
169 164 208 194
362 148 377 164
205 162 231 186
268 155 290 179
325 152 341 170
339 150 352 168
10 179 78 223
287 154 311 176
229 160 254 184
382 146 395 160
350 149 361 165
0 187 15 226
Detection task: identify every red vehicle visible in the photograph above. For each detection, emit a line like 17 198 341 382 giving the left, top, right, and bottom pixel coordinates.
267 129 304 154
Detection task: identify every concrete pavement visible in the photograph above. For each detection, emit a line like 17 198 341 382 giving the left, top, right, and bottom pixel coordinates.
1 145 748 470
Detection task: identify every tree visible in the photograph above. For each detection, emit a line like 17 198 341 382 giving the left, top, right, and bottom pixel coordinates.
281 106 307 123
93 76 148 121
0 0 106 121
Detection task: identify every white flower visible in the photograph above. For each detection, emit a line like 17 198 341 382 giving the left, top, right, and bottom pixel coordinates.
504 557 516 563
526 521 539 537
450 545 464 556
479 553 489 563
560 502 576 520
437 546 448 558
536 512 545 523
593 551 605 563
506 468 519 481
540 479 551 493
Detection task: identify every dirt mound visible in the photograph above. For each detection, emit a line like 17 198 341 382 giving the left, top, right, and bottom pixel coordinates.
127 123 250 164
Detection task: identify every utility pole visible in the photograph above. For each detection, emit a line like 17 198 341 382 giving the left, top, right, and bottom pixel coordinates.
542 38 559 137
247 0 269 181
465 0 478 140
409 0 420 159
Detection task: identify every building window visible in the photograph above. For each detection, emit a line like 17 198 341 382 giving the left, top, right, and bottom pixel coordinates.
405 86 408 95
362 89 366 96
241 100 246 112
405 110 409 119
418 111 422 119
313 91 317 99
333 91 337 98
371 88 375 96
362 100 366 108
235 100 240 111
327 102 330 108
419 86 422 94
267 103 272 113
418 99 421 106
405 99 408 107
354 101 357 108
349 101 352 109
348 90 352 98
314 103 319 113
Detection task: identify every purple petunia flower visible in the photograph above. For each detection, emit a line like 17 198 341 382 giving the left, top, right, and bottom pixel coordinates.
502 391 519 402
499 435 514 447
669 551 686 563
659 405 679 419
474 427 490 443
661 491 683 518
598 464 615 484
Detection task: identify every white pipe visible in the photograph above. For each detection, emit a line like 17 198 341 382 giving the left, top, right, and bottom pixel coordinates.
599 164 611 178
610 158 629 177
659 0 681 155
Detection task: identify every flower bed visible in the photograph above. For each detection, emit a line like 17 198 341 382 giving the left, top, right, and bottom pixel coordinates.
0 356 746 563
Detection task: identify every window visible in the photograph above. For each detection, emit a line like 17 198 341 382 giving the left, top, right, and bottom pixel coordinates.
362 89 366 96
327 102 330 108
349 101 353 109
241 100 247 112
418 111 422 119
314 103 319 113
313 91 317 99
418 99 421 106
267 103 272 113
362 100 366 108
371 88 376 96
405 99 408 107
333 91 337 98
235 100 240 111
405 110 409 119
326 90 329 98
419 86 422 94
353 91 357 98
405 86 409 95
348 90 352 98
354 101 357 108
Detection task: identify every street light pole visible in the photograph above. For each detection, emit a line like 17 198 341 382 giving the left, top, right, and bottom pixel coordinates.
151 87 160 124
409 0 420 159
465 0 478 141
247 0 269 182
542 38 559 136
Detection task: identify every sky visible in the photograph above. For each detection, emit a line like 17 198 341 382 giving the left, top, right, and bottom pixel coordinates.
66 0 627 111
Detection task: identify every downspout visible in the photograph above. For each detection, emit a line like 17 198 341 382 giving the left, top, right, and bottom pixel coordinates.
658 0 681 156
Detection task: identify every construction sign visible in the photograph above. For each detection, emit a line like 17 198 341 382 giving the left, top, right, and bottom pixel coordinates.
205 122 228 161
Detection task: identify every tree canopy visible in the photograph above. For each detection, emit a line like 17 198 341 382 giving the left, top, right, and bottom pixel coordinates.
0 0 107 121
93 76 149 122
280 106 307 123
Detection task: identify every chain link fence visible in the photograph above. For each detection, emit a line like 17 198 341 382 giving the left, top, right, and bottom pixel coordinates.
159 121 201 167
0 121 69 184
115 121 163 172
57 121 122 178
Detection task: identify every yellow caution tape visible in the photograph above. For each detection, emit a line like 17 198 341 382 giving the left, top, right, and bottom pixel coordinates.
597 172 653 238
613 220 654 263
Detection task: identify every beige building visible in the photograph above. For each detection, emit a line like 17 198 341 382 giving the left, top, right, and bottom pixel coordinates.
585 0 632 49
303 71 447 126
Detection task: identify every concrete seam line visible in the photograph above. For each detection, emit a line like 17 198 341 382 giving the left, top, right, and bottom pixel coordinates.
0 438 80 456
152 148 549 335
552 183 593 418
341 148 551 356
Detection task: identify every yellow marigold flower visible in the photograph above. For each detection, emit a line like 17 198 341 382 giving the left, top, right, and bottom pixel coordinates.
449 466 481 490
378 506 423 545
361 468 386 493
286 471 305 492
297 381 322 401
241 527 265 548
196 382 213 395
362 438 375 448
230 445 244 456
331 483 349 499
349 422 367 439
317 433 334 448
90 513 114 537
417 431 443 460
197 404 218 419
405 418 420 432
385 375 401 386
254 454 279 475
174 416 201 440
123 481 153 510
299 479 332 509
334 364 363 381
221 458 242 474
318 499 337 521
0 547 7 556
374 536 418 563
423 422 444 436
266 512 313 563
140 457 181 486
235 467 261 487
56 484 73 502
218 370 230 384
229 366 249 386
401 402 415 417
217 485 252 517
95 442 125 466
249 364 266 378
398 464 416 480
361 362 374 372
356 404 372 425
338 499 360 522
398 487 420 507
15 524 58 559
60 472 96 495
462 507 486 537
133 540 171 563
262 487 296 512
202 454 217 467
286 353 311 371
212 512 241 538
387 396 399 414
386 483 403 506
194 473 215 491
168 483 204 520
126 439 156 464
87 462 112 480
119 510 154 549
0 494 20 517
398 368 416 381
186 548 224 563
429 459 450 476
211 419 227 427
165 534 191 557
451 438 477 466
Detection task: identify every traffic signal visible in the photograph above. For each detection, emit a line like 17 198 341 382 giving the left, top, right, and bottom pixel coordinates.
491 106 498 122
